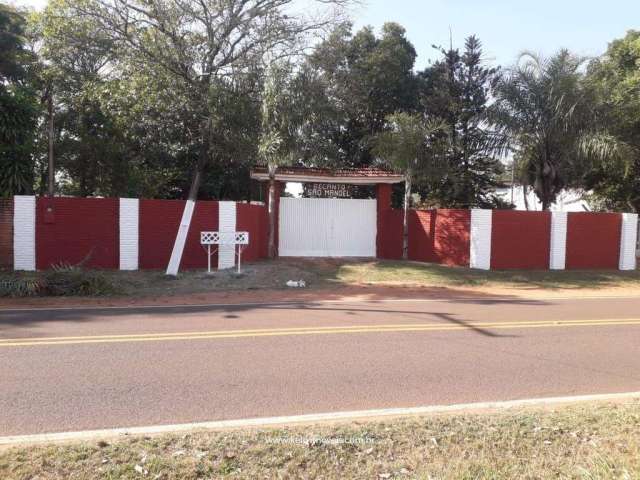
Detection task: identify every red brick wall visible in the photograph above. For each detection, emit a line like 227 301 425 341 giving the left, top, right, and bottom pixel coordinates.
36 197 119 269
0 198 13 269
139 199 185 270
376 184 403 259
408 210 470 266
491 210 551 270
181 201 219 270
566 212 621 269
377 209 404 259
237 203 268 262
434 210 470 266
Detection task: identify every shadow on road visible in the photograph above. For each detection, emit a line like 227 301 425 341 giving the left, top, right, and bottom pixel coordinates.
0 291 547 339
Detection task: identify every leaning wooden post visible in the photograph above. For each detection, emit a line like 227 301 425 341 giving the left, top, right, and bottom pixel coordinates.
402 171 412 260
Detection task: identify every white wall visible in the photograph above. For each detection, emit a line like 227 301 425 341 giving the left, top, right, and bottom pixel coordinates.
13 195 36 271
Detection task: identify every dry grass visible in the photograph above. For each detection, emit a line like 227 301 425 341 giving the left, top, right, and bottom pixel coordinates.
2 258 640 299
2 402 640 479
336 260 640 290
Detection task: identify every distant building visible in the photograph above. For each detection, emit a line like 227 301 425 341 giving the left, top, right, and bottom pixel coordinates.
495 186 590 212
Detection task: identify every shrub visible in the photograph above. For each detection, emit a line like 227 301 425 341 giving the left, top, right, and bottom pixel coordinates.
0 263 121 297
43 269 120 296
0 277 43 297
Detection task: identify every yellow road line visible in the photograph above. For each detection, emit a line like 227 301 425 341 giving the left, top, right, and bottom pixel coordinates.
1 317 639 343
1 318 640 347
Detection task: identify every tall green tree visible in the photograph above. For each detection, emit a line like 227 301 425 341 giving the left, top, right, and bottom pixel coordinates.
304 22 420 167
584 31 640 212
32 0 120 197
490 50 624 210
418 36 504 208
373 112 444 259
64 0 350 200
0 3 38 196
259 62 298 258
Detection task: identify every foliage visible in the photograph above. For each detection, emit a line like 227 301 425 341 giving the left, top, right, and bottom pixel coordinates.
373 113 443 178
490 50 629 210
43 268 120 296
0 275 43 297
583 30 640 212
373 112 445 258
258 62 298 174
0 265 119 297
0 1 638 213
65 0 350 199
417 36 506 208
0 3 38 197
304 22 420 167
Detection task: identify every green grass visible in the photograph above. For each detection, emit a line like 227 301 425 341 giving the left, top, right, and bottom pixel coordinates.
2 401 640 479
336 260 640 290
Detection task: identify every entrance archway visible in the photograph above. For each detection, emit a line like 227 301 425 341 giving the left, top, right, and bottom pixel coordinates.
250 167 403 257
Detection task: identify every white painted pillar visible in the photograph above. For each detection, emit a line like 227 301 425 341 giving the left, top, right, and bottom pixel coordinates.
119 198 139 270
166 200 195 276
619 212 638 271
469 209 492 270
218 201 236 270
13 195 36 271
549 212 568 270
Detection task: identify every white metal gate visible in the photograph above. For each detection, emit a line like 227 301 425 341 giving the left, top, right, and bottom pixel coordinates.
279 198 377 257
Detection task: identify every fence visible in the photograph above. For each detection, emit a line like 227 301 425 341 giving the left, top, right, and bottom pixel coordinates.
3 195 637 271
6 196 268 271
377 207 638 270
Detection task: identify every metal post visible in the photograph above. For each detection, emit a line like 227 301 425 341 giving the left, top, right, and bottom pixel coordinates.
207 244 211 274
237 245 242 274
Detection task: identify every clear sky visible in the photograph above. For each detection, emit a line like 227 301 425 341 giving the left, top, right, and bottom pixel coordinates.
10 0 640 69
349 0 639 69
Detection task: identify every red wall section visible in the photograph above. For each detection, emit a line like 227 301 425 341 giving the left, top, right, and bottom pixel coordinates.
566 212 621 269
181 201 219 270
408 209 470 266
377 209 403 259
376 184 403 259
139 200 219 270
491 210 551 270
36 197 118 269
0 198 13 269
138 199 268 270
433 209 470 266
139 199 185 269
236 203 268 262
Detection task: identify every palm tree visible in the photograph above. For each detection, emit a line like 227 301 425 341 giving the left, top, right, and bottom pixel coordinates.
259 62 297 258
490 50 630 210
373 112 444 259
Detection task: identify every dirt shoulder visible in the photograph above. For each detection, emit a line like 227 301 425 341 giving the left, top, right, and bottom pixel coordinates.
2 400 639 479
1 283 640 310
1 258 639 308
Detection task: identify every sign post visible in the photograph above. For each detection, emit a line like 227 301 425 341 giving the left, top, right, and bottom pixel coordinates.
200 231 250 273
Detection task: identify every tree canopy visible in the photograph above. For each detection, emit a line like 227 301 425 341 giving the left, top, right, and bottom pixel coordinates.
1 1 639 213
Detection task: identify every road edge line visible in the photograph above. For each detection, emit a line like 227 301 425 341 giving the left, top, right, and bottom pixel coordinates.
2 294 640 313
2 391 640 447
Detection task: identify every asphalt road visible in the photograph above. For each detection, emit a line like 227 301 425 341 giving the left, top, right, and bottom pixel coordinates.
1 294 640 436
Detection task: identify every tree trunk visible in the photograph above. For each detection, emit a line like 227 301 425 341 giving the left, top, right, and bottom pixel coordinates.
402 174 412 260
523 184 530 211
187 119 211 200
47 94 55 197
187 156 206 201
267 175 277 258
